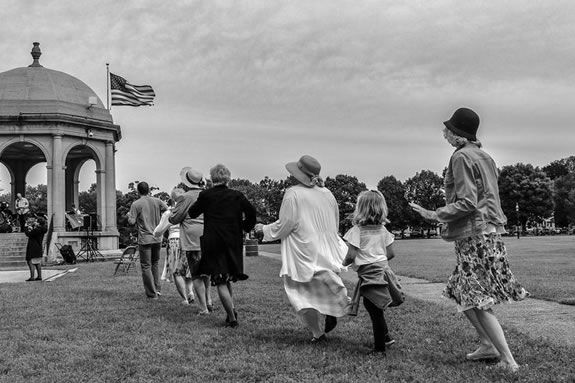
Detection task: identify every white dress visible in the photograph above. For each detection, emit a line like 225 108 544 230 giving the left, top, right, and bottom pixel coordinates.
262 184 350 316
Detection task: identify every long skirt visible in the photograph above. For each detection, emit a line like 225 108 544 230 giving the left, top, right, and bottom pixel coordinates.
161 238 191 282
283 270 350 317
443 233 528 311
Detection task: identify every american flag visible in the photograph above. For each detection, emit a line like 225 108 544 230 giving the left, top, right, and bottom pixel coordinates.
110 72 155 106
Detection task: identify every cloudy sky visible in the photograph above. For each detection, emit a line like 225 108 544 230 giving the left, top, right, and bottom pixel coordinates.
1 0 574 193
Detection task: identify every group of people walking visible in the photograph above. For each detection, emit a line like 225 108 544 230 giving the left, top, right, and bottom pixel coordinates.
127 107 528 372
128 164 256 328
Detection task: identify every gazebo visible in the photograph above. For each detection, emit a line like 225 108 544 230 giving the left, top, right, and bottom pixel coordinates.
0 43 121 257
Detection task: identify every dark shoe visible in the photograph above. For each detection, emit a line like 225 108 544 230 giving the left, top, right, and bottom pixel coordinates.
325 315 337 333
207 304 214 312
225 309 238 323
226 320 239 328
35 277 42 281
384 334 396 347
26 278 35 282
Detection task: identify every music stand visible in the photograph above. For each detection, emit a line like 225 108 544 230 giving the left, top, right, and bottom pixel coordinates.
76 214 102 262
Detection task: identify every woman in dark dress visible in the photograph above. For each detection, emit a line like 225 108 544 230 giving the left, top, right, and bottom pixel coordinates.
25 217 47 281
188 164 257 328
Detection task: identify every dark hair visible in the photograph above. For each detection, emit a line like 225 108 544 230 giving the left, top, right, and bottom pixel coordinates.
137 182 149 195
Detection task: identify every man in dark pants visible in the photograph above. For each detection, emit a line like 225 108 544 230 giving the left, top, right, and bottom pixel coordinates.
127 182 167 299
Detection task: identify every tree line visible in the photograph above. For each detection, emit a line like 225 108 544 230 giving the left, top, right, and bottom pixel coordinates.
1 156 573 246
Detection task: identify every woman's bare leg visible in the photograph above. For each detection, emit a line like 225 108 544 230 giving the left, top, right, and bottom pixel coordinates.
475 308 518 368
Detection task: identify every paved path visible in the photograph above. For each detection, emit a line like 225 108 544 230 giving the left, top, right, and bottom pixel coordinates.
259 251 575 348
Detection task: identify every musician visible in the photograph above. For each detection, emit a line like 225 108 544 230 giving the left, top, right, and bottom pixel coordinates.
0 201 13 233
15 193 30 232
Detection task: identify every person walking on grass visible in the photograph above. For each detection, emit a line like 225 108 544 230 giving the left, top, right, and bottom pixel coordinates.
170 169 214 315
188 164 257 327
153 195 195 306
24 216 47 281
128 181 168 300
255 155 350 343
342 190 404 356
410 107 528 373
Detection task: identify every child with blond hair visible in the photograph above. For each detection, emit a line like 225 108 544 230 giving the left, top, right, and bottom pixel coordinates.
343 190 404 355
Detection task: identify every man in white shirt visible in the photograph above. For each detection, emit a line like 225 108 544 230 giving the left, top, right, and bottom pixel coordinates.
15 193 30 232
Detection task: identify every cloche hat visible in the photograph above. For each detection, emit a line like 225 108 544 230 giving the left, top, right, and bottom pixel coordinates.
443 107 480 141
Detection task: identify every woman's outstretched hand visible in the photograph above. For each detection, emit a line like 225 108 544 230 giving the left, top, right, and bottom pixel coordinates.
409 202 439 221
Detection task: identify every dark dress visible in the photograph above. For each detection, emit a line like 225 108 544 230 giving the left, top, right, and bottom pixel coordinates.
25 224 47 261
188 184 256 284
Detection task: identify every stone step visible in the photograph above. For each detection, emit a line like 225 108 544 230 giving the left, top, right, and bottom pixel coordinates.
0 246 27 251
0 261 28 269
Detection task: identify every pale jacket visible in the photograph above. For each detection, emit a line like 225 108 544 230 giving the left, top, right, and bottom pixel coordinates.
153 209 179 240
436 143 507 241
262 184 348 282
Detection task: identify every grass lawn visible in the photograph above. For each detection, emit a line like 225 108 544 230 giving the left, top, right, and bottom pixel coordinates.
263 236 575 304
1 254 574 382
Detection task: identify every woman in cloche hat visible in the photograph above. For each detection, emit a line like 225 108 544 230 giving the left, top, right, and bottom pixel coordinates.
410 107 528 373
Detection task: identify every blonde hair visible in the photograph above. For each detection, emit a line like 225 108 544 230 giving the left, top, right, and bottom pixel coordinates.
443 127 482 148
352 190 389 226
210 164 231 185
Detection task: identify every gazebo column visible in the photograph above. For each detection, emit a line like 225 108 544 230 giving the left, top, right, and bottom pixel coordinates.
51 134 65 231
46 165 53 222
73 180 80 209
104 141 117 232
95 169 105 230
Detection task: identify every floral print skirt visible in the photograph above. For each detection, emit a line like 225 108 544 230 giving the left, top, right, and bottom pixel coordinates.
163 238 191 280
443 233 528 311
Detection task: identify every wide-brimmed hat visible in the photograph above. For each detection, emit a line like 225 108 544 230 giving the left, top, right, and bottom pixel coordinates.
443 107 480 141
180 167 205 188
285 155 321 187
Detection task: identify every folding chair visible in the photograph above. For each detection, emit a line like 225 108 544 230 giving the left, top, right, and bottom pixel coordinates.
113 246 138 275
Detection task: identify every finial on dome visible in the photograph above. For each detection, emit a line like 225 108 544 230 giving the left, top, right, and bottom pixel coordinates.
29 42 43 67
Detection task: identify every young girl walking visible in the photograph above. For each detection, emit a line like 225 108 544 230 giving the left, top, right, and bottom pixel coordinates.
343 190 403 355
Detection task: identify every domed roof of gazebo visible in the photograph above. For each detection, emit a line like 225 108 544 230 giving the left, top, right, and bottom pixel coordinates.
0 43 112 122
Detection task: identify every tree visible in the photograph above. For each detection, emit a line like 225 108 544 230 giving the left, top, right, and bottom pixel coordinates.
228 178 267 224
543 156 575 228
552 173 575 228
325 174 367 234
377 175 412 233
498 163 554 229
116 182 141 247
404 170 444 231
153 191 170 203
257 176 291 223
25 184 48 215
78 183 97 214
542 156 575 180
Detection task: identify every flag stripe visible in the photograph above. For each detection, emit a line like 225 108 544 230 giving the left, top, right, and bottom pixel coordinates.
112 91 154 102
111 90 152 102
109 72 155 107
111 92 152 106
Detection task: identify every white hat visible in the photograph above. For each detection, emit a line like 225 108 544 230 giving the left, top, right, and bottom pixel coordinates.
180 167 206 188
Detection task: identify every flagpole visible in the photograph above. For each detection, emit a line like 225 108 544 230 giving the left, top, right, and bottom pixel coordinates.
106 63 110 111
